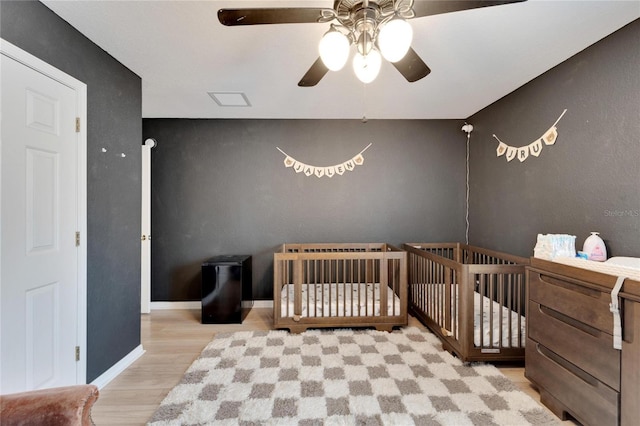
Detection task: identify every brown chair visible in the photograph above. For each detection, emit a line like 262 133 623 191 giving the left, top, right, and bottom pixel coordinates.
0 384 99 426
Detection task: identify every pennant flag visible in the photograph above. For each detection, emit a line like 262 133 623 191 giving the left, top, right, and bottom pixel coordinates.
506 146 517 162
293 161 305 173
518 146 529 162
542 126 558 145
303 165 315 176
276 144 371 178
344 159 355 171
496 141 508 157
529 139 543 157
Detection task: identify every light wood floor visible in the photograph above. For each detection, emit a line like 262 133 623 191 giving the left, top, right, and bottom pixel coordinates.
91 308 570 425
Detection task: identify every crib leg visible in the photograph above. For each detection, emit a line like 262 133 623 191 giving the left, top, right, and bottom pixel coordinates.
374 325 393 333
287 326 307 334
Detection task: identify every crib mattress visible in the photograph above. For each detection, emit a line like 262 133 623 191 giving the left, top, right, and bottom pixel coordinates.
412 284 525 348
280 283 402 318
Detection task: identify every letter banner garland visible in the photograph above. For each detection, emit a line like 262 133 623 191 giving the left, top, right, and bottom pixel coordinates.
493 109 567 162
276 143 372 178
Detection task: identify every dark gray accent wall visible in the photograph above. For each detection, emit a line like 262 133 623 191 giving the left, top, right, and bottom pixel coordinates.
143 119 466 300
468 20 640 258
1 1 142 382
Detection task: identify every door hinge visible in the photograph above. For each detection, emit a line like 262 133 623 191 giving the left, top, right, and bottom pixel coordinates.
75 346 80 362
75 117 81 133
75 231 80 247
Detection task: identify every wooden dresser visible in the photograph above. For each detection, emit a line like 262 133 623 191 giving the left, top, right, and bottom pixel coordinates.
526 258 640 426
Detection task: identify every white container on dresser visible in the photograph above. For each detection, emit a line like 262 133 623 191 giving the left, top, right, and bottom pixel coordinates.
525 257 640 426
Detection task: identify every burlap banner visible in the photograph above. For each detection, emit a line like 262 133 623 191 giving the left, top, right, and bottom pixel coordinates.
493 109 566 163
276 144 372 178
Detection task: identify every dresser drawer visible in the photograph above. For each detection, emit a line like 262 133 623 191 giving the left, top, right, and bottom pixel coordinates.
528 269 612 332
528 301 620 391
526 338 619 426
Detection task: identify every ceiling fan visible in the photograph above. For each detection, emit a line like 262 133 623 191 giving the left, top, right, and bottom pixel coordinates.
218 0 527 87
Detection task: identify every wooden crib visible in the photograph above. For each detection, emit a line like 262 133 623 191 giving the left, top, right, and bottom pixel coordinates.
274 243 407 333
403 243 529 362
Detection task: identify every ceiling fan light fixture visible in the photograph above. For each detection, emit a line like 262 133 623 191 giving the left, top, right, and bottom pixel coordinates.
356 30 375 56
377 17 413 63
353 48 382 84
319 28 350 71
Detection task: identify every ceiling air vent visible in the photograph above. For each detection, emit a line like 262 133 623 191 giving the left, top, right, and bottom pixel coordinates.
207 92 251 107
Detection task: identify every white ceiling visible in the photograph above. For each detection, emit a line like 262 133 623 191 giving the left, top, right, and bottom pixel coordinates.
41 0 639 120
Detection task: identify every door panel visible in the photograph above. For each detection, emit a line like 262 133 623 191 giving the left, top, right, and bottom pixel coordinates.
26 282 60 389
26 88 60 135
26 148 59 252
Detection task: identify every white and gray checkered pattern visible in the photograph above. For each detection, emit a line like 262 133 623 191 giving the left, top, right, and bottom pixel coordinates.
149 327 558 426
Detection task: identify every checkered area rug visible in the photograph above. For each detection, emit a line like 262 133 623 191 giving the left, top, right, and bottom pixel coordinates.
148 327 559 425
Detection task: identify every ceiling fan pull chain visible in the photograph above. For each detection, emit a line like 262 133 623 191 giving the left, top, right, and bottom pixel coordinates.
361 80 368 123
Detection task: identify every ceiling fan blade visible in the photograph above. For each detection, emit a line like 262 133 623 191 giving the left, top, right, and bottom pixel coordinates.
412 0 527 18
218 8 326 26
392 48 431 83
298 58 330 87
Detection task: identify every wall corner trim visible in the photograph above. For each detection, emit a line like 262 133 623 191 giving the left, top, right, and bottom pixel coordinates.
90 345 145 390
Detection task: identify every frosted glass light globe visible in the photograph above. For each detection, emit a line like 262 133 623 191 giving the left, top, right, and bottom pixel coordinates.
378 18 413 63
353 49 382 84
319 30 350 71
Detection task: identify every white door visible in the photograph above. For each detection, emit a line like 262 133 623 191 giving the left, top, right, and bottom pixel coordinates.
141 140 153 314
1 41 86 393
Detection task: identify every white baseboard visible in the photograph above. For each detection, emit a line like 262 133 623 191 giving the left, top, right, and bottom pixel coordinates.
151 300 274 310
90 344 145 390
91 301 274 389
151 301 201 310
252 300 273 308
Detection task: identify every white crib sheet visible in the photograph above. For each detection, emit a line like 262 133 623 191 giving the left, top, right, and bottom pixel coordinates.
280 283 401 318
413 284 525 348
473 291 525 348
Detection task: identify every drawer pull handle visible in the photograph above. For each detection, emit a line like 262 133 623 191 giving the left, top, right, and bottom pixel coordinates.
539 305 601 337
538 273 601 298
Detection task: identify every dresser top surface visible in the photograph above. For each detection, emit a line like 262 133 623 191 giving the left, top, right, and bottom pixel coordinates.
529 257 640 301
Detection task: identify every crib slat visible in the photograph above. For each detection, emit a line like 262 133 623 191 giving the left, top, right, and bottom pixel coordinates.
444 266 452 334
505 274 510 344
488 274 502 347
517 273 523 347
379 258 388 317
503 273 510 348
294 259 303 318
365 262 370 317
489 274 495 349
479 274 485 348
